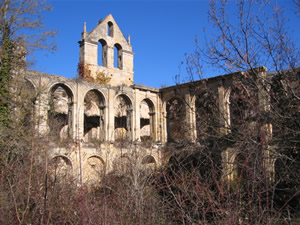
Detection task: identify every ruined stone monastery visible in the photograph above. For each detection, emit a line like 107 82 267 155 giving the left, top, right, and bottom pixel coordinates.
24 15 277 184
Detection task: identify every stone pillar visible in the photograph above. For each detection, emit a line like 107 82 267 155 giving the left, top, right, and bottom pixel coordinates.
150 112 156 141
106 46 114 68
134 89 141 141
257 66 273 180
35 92 49 135
154 94 161 142
100 106 106 141
127 109 133 141
79 40 98 65
68 101 74 139
77 91 85 142
185 93 196 142
107 88 115 141
218 85 230 135
161 97 167 144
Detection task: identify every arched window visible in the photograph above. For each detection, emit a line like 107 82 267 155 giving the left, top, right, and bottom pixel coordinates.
166 97 186 142
114 43 122 69
98 39 107 67
83 90 105 142
113 156 131 175
142 155 156 171
48 84 73 140
195 92 218 142
49 156 72 181
107 21 113 37
114 95 132 141
140 99 155 141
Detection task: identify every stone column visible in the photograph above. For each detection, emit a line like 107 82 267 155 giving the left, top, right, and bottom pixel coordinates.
149 112 156 141
35 92 49 135
185 92 196 142
107 88 115 141
76 89 85 142
126 109 133 141
160 96 167 144
218 85 230 135
99 106 106 141
134 89 141 141
106 46 114 69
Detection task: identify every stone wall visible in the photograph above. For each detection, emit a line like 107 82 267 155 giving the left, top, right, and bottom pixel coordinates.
24 15 275 184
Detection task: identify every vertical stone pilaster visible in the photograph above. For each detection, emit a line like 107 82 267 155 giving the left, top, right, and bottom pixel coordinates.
134 89 141 141
184 92 196 142
127 109 133 141
155 94 161 142
77 89 85 141
71 100 77 139
107 46 114 69
107 88 115 141
160 95 167 144
218 85 230 135
36 92 49 135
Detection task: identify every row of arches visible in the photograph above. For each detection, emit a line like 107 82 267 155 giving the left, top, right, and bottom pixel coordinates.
47 83 155 142
50 154 156 184
165 88 258 143
27 78 264 144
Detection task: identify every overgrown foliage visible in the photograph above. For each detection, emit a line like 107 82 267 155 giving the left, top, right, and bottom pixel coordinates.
0 0 299 224
77 61 111 85
160 0 300 224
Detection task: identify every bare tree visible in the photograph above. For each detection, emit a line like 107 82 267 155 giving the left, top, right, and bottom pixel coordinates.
155 0 300 224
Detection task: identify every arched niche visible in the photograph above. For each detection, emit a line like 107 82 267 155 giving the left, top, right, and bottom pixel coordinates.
84 89 105 143
229 88 245 131
229 86 256 134
140 98 155 141
114 43 122 69
49 155 72 180
98 39 108 67
195 92 218 142
114 94 132 141
83 156 105 184
166 97 186 143
233 153 247 182
113 155 131 175
48 83 73 140
141 155 156 171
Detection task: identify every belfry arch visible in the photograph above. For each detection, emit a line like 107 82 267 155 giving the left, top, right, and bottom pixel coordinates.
114 43 122 69
98 39 108 67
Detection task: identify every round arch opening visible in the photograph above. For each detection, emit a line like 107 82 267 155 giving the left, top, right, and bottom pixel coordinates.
84 89 106 143
48 83 74 140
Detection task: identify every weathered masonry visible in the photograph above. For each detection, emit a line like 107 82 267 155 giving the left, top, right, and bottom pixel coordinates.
25 14 286 184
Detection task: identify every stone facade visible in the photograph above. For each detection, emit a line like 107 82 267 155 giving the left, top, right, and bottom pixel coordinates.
25 15 276 184
79 14 134 86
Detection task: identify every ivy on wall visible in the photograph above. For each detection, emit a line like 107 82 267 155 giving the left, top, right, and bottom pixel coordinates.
77 62 111 85
0 25 13 126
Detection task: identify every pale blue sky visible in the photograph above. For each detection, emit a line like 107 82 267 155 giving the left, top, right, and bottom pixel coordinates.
31 0 299 88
